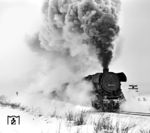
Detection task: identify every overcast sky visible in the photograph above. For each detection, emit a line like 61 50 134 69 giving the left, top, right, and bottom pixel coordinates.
0 0 43 95
111 0 150 94
0 0 150 95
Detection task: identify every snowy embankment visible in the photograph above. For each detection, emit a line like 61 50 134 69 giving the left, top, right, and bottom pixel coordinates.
0 104 150 133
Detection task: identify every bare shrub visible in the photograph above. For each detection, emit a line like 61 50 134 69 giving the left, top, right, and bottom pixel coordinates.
66 111 74 122
74 112 86 126
94 116 136 133
120 123 136 133
140 129 150 133
94 116 114 133
66 111 86 126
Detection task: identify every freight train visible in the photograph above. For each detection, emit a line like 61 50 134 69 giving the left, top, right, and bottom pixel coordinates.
85 68 127 112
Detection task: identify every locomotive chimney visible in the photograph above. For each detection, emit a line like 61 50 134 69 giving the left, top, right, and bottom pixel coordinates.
103 68 109 73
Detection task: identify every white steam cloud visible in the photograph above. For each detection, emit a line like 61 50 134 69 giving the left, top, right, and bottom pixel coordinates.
1 0 121 116
121 85 150 113
3 0 150 116
21 0 121 115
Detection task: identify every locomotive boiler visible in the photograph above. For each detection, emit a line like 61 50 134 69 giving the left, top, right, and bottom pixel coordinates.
85 68 127 112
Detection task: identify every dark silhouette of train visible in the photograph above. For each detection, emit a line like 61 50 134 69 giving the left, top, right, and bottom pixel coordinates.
85 68 127 112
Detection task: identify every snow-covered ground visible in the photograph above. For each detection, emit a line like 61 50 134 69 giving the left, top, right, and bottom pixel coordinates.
1 103 150 133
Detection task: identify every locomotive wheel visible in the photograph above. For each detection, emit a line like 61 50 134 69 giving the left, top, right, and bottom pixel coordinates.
92 100 103 111
102 101 120 112
102 102 113 112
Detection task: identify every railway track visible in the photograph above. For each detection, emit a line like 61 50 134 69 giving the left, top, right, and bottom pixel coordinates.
86 110 150 117
1 100 150 117
118 111 150 117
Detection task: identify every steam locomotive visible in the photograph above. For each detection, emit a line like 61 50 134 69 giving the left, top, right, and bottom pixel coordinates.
85 68 127 112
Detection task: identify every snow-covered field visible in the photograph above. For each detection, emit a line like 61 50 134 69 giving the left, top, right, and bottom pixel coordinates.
0 0 150 132
1 103 150 133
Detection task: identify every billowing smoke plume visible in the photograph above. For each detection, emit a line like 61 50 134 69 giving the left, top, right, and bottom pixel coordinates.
24 0 121 115
37 0 120 69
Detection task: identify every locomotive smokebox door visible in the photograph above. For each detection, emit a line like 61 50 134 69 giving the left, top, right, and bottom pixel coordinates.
101 72 120 92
